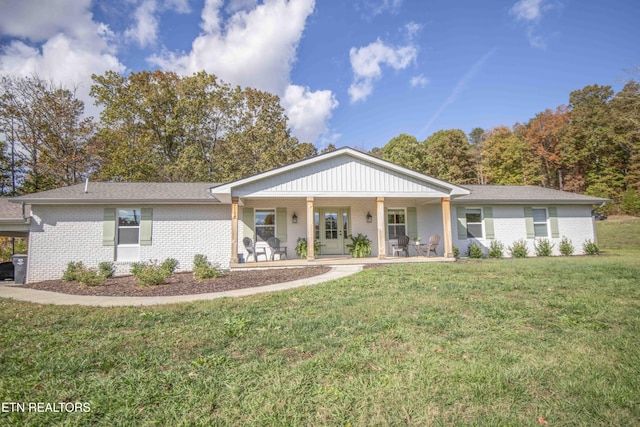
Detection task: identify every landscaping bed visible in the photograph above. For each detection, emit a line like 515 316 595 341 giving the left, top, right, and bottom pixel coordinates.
17 266 331 297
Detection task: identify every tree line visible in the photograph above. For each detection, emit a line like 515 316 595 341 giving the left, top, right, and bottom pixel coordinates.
370 81 640 215
1 70 638 214
0 71 316 194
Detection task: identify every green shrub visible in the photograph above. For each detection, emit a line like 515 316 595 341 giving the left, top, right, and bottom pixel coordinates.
583 240 600 255
62 261 106 286
161 258 179 275
509 239 529 258
559 236 575 256
76 268 103 286
467 242 483 259
346 233 372 258
488 240 505 259
534 238 555 257
193 254 223 280
453 246 459 258
62 261 85 281
131 258 179 286
98 261 115 278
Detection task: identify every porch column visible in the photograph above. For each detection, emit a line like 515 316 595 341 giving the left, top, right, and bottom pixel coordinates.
231 197 239 263
306 197 315 260
376 197 386 259
441 197 453 258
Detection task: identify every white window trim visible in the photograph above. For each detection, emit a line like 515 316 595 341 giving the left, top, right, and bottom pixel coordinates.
116 208 141 262
117 208 141 247
532 207 549 238
387 207 407 240
466 207 484 239
255 208 276 244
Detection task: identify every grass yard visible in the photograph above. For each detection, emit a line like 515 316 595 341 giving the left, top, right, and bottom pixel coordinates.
1 220 639 426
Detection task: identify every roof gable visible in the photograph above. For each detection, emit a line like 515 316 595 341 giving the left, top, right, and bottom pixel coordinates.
212 147 469 201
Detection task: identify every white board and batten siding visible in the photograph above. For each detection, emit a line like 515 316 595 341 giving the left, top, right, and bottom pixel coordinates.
233 156 451 198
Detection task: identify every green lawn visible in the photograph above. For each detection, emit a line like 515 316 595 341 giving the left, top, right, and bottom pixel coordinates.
1 221 639 426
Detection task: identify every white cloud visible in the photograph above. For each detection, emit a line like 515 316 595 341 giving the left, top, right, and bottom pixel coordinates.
358 0 403 18
282 85 339 143
405 22 422 40
0 0 94 42
348 38 417 103
510 0 558 48
125 0 159 48
164 0 191 14
0 0 125 118
226 0 259 14
510 0 544 22
149 0 337 144
150 0 315 95
410 74 429 88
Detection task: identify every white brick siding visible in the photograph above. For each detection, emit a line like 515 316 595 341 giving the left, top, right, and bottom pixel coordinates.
26 204 230 283
451 204 596 257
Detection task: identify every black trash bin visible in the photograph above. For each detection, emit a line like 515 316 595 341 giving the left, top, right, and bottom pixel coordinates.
11 254 27 284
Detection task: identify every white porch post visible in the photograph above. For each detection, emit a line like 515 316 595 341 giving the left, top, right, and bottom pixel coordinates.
377 197 386 259
306 197 315 260
441 197 453 258
231 196 239 263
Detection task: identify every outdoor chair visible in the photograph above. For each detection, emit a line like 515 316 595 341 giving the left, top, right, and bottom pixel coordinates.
243 237 267 262
417 234 440 257
267 237 288 261
392 235 410 257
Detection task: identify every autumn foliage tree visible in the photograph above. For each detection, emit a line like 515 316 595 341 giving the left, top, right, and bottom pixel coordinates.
90 70 315 183
0 75 97 193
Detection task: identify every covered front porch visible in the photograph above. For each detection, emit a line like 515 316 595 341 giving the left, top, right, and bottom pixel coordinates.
229 195 456 264
210 148 470 266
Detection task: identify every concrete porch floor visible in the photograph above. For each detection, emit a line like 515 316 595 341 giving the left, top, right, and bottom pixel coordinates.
231 255 455 269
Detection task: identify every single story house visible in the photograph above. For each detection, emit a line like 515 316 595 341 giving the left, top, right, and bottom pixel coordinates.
11 147 608 283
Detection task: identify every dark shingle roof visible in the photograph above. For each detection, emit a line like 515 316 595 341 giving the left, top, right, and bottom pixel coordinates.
10 182 222 204
455 185 610 204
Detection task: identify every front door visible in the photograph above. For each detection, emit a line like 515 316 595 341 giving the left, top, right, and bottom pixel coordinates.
319 208 349 255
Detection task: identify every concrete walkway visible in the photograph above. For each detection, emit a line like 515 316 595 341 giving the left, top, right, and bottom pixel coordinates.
0 265 363 307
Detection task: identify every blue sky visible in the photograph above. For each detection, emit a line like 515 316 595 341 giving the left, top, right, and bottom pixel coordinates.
1 0 638 151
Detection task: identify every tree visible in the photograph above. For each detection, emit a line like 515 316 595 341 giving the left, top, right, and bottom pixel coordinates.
561 84 623 200
0 75 97 193
482 126 541 185
423 129 475 184
91 70 314 183
379 134 426 172
468 127 486 184
523 106 570 189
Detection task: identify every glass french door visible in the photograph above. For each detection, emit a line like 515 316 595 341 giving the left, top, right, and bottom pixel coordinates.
318 208 349 255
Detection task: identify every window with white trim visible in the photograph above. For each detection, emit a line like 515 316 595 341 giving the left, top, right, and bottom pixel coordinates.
387 208 406 239
466 208 483 238
118 209 140 245
255 209 275 242
532 208 549 237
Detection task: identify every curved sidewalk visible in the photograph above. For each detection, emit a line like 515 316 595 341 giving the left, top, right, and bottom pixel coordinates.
0 265 363 307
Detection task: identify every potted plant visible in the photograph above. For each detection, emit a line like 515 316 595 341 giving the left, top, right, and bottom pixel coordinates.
346 233 372 258
295 237 320 258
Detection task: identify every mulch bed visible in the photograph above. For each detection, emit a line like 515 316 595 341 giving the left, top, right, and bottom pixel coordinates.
18 266 332 297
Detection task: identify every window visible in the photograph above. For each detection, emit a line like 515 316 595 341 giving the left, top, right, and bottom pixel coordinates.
255 209 275 242
532 208 548 237
466 208 483 238
387 209 406 239
118 209 140 245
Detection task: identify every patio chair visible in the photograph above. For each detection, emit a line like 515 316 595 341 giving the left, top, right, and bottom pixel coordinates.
267 237 288 261
243 237 267 262
417 234 440 257
392 235 410 257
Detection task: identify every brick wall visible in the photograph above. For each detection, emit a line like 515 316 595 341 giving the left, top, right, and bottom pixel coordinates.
26 204 231 283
